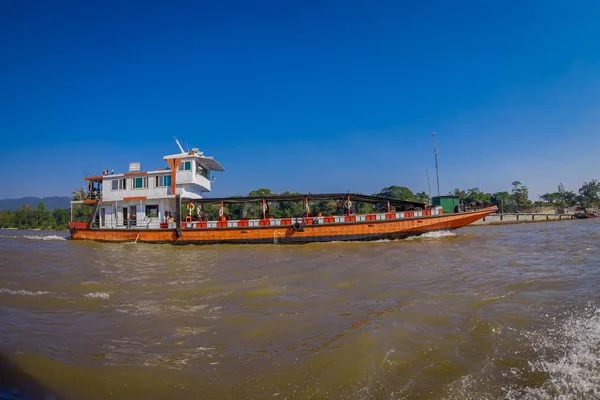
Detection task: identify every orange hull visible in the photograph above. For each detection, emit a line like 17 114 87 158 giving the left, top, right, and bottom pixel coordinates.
70 207 497 244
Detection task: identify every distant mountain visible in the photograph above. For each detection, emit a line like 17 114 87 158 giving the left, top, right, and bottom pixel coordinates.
0 196 71 211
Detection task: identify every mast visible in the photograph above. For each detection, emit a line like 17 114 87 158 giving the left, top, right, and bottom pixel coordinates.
174 137 185 153
432 131 440 197
426 169 432 204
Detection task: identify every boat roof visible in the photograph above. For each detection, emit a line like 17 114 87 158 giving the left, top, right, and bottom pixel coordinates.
189 193 426 208
163 151 225 172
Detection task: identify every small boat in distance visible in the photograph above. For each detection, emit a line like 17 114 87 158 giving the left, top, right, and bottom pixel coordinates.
573 211 600 219
69 143 497 244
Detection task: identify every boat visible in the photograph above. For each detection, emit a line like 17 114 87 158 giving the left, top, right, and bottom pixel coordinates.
69 143 498 244
573 212 599 219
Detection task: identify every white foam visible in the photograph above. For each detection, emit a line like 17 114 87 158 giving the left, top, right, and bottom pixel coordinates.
514 305 600 399
23 234 67 241
405 230 456 240
0 288 51 296
84 292 111 299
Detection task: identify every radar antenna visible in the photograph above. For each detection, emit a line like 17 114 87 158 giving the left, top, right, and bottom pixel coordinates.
174 137 185 153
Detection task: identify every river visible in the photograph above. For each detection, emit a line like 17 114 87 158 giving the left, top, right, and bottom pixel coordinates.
1 220 599 399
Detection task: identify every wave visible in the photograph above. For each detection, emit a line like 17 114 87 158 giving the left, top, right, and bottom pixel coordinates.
23 234 67 241
0 288 51 296
444 305 600 399
84 292 111 299
405 230 456 240
512 305 600 399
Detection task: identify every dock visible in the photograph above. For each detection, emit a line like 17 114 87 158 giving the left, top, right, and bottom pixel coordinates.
471 213 574 226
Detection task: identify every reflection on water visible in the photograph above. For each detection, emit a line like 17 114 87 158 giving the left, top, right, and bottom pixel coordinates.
1 220 599 399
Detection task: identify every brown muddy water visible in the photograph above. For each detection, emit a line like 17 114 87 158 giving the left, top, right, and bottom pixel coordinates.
1 220 599 399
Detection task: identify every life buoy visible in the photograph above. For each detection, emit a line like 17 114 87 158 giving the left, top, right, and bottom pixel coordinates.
187 203 195 211
262 203 268 213
345 200 352 209
218 207 224 217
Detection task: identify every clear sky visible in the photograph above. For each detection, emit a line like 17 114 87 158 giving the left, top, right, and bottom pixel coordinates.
1 0 600 200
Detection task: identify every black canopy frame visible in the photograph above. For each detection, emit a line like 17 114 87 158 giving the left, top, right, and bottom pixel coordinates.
186 193 425 210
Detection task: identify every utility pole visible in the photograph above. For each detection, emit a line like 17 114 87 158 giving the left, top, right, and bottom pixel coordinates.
432 132 440 197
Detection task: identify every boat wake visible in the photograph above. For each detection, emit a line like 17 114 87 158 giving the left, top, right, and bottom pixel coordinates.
444 304 600 399
508 304 600 399
22 234 67 241
0 288 51 296
405 230 456 240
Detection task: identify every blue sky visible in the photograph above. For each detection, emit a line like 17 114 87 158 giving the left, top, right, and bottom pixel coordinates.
1 0 600 200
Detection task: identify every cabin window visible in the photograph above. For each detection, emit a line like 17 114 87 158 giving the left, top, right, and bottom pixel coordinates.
145 205 159 218
196 164 208 178
178 161 191 171
154 175 171 187
133 177 148 189
111 178 126 190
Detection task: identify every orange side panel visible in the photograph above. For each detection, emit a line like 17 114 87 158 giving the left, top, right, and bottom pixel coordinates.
123 196 147 201
385 213 396 219
124 171 148 176
345 215 356 222
324 216 335 223
238 220 249 227
281 218 292 225
70 207 499 243
84 175 104 181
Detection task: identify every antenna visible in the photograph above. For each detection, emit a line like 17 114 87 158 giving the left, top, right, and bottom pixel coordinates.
174 137 185 153
432 131 440 197
426 169 432 203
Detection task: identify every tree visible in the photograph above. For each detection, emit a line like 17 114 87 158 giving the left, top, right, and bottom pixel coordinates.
578 180 600 208
511 181 531 210
375 186 415 201
34 202 52 228
71 188 87 201
448 188 467 200
414 191 429 204
491 191 511 212
465 188 491 204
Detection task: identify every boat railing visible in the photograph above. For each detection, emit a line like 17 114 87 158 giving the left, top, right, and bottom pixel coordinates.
88 206 459 230
93 216 162 230
178 207 446 229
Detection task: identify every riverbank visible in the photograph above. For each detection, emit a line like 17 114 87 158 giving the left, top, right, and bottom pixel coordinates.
472 213 574 226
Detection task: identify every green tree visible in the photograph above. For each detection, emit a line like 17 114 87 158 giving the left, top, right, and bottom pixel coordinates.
71 188 87 201
448 188 467 200
414 191 429 204
578 180 600 208
34 202 52 228
376 186 415 201
511 181 531 210
490 191 511 212
248 188 275 197
465 188 491 204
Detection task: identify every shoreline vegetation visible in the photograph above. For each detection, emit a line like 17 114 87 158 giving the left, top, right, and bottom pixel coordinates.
2 180 598 231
